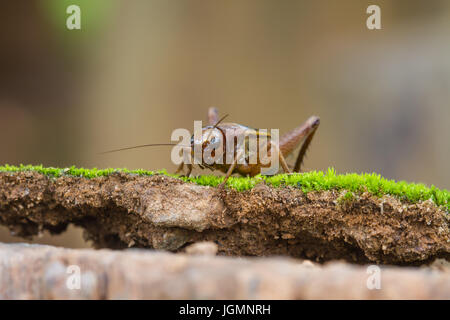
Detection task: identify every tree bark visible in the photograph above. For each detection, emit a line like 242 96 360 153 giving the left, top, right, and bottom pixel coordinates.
0 242 449 299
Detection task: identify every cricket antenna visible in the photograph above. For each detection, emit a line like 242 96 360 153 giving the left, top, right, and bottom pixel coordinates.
101 114 229 155
213 114 229 129
203 113 230 143
99 143 189 154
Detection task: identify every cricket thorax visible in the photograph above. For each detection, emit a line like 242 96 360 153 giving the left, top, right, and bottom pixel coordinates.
192 123 279 177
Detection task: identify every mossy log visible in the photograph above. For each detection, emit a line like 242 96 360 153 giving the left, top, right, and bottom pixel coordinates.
0 171 449 265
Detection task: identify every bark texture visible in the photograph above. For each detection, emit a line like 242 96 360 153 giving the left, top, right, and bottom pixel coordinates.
0 242 449 299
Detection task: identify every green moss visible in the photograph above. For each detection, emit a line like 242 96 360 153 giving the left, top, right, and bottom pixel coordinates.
337 191 355 206
1 164 449 211
0 164 156 179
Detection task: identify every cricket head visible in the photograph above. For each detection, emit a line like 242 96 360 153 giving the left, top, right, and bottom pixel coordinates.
190 126 225 164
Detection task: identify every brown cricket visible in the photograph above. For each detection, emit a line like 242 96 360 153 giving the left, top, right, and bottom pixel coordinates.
103 107 319 185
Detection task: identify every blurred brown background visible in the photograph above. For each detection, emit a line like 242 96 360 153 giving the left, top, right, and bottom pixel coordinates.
0 0 449 248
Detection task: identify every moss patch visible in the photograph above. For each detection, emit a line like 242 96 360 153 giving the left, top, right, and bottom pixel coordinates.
1 164 449 211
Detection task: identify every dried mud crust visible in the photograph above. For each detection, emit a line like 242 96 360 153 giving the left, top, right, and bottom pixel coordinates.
0 171 448 265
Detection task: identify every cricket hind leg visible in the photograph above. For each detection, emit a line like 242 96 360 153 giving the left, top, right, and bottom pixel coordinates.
293 117 320 172
269 142 291 174
293 125 318 172
279 116 320 173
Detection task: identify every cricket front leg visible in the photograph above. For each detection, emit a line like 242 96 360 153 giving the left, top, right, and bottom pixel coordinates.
175 163 184 175
185 164 193 177
279 116 320 173
175 163 193 177
218 161 237 188
218 148 243 187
